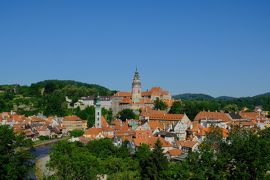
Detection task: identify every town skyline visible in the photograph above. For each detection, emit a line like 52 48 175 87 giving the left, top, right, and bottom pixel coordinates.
1 0 270 97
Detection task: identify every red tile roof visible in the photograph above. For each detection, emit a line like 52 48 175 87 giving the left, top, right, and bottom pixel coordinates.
194 111 232 122
142 87 170 97
240 111 267 121
177 140 198 148
113 92 132 97
63 116 82 121
141 110 185 121
133 137 172 148
84 127 102 136
167 149 182 157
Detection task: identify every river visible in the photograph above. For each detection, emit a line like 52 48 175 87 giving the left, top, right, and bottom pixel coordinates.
28 144 53 179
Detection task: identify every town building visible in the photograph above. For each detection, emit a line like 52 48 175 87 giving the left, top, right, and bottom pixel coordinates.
62 115 87 131
69 96 112 110
111 69 174 115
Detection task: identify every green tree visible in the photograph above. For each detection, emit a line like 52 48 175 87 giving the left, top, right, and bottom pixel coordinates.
154 98 168 111
48 140 99 179
118 109 137 121
224 104 239 113
137 140 169 180
102 108 113 123
70 129 84 137
169 101 185 114
0 125 34 179
152 139 169 179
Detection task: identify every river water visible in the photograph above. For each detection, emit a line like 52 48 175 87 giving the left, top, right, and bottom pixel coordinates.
28 144 53 180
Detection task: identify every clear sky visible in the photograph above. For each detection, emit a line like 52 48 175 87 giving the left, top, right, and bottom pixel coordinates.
0 0 270 97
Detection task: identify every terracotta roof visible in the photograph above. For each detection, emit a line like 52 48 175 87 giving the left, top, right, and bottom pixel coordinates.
142 87 170 97
11 115 27 122
177 140 198 148
167 149 182 157
113 92 132 97
188 122 203 132
84 128 102 136
29 116 46 122
63 116 82 121
232 121 256 127
120 97 132 104
133 137 172 148
162 99 175 107
194 111 232 122
101 116 109 127
239 111 267 121
112 120 129 131
141 111 185 121
197 127 229 138
148 121 165 130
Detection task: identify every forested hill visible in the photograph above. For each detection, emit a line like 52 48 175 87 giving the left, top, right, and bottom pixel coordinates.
173 93 270 101
173 93 215 100
0 80 113 116
172 92 270 120
0 80 112 97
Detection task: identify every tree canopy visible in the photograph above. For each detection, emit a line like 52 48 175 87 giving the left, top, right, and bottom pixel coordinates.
0 125 34 179
118 109 137 121
154 98 168 111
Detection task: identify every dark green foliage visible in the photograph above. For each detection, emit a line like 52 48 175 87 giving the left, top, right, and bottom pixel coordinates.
70 129 84 137
118 109 137 121
169 101 185 114
38 135 50 141
172 93 270 120
169 127 270 179
136 140 169 180
174 93 215 100
154 98 168 111
102 108 113 123
0 80 112 117
74 106 95 127
223 103 239 113
48 141 98 179
48 139 139 179
0 125 34 179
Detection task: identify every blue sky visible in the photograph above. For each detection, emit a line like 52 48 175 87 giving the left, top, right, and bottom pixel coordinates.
0 0 270 97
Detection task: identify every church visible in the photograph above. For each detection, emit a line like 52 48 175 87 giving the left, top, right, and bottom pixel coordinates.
111 69 174 115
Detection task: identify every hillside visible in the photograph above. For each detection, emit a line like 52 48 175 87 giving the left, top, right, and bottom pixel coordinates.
173 93 214 100
0 80 113 116
172 92 270 120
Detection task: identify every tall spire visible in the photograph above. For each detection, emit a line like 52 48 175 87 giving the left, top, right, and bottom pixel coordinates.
133 67 140 80
95 94 102 128
132 68 142 103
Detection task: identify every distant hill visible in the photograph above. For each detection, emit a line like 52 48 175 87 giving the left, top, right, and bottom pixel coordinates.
0 80 112 97
173 93 270 101
173 93 214 100
253 92 270 98
29 80 112 97
0 80 113 116
215 96 236 101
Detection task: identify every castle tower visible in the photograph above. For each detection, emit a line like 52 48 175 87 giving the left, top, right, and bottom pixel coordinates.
132 68 142 103
95 95 102 128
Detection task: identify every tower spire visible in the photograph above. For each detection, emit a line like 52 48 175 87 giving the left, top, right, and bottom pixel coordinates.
132 68 142 103
95 94 102 128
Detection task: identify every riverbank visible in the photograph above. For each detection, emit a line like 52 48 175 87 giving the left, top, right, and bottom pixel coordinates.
30 137 69 179
35 155 54 179
34 136 69 148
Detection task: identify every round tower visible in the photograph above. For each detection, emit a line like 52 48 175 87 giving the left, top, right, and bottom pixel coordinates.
95 95 102 128
132 68 142 103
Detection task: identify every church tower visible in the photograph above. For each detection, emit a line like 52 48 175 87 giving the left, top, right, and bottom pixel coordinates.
95 95 102 128
132 68 142 103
